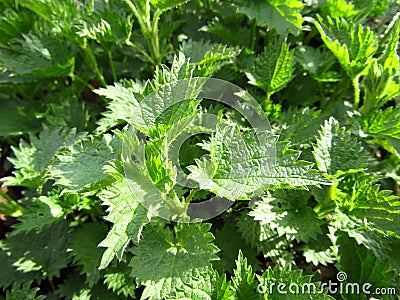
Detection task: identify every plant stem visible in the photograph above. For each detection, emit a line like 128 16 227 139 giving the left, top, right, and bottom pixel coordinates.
150 9 163 65
124 0 163 66
185 188 199 203
107 49 117 82
266 91 272 103
125 40 156 65
123 0 148 32
352 75 360 109
48 279 56 292
72 74 96 90
81 40 107 86
90 214 98 223
249 19 256 50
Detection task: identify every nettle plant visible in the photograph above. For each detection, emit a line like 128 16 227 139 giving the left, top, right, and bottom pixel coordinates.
0 0 400 299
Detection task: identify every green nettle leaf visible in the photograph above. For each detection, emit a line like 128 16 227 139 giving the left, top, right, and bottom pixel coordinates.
103 263 136 298
361 18 400 112
310 16 377 79
295 46 339 82
236 211 293 267
15 0 78 22
94 80 146 133
271 142 330 188
320 0 358 19
95 54 202 134
76 6 133 45
250 191 322 243
11 195 65 235
336 174 400 238
170 269 234 300
145 153 176 190
0 97 41 137
201 17 249 47
321 0 378 21
0 221 70 280
2 127 85 187
276 107 326 144
0 34 75 78
386 238 400 272
179 39 222 64
129 223 220 300
359 107 400 157
150 0 190 11
0 250 40 290
5 282 46 300
50 134 121 192
236 210 276 250
180 40 241 77
310 16 378 109
188 123 329 199
330 211 393 263
377 17 399 71
69 223 108 286
302 246 336 266
362 60 400 113
0 9 34 44
236 0 304 35
151 53 196 87
188 124 276 199
213 218 259 274
77 19 113 42
57 271 120 299
230 250 260 300
246 37 296 98
312 117 369 174
44 96 90 132
98 175 151 269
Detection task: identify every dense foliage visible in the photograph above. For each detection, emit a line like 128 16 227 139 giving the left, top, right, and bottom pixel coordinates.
0 0 399 299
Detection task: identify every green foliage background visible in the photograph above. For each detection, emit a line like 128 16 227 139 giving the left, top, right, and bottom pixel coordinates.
0 0 399 299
